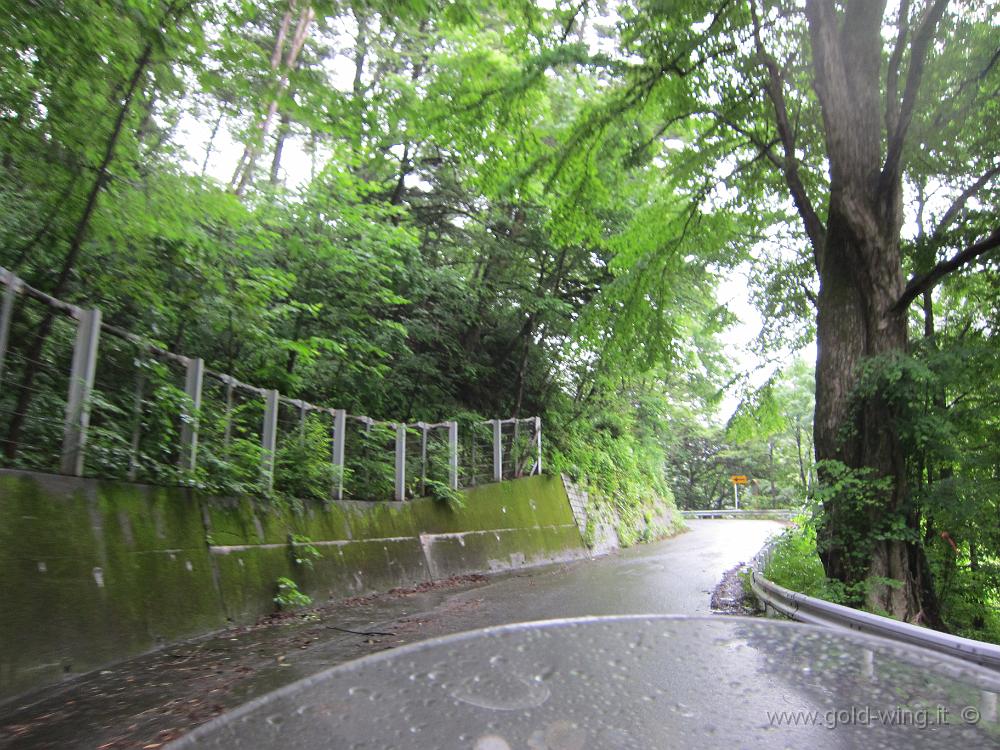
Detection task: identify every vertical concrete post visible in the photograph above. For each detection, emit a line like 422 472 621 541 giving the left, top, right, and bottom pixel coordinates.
61 308 102 476
394 422 406 501
470 427 477 486
178 357 204 473
419 423 428 497
0 269 19 390
127 368 145 481
448 420 458 490
261 389 279 492
298 401 308 437
534 416 542 475
332 408 346 500
222 377 234 447
492 418 502 483
513 419 521 477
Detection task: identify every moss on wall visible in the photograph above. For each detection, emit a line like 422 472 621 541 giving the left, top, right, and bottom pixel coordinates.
0 473 223 700
0 471 585 701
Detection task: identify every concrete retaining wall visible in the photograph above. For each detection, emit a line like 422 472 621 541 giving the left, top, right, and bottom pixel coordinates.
0 469 585 701
561 475 621 555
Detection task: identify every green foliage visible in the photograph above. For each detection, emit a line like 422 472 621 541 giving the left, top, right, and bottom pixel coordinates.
288 534 322 570
727 383 787 446
425 479 465 509
344 423 397 501
274 415 337 503
546 381 680 544
273 577 312 611
664 359 814 510
1 2 992 637
763 525 845 604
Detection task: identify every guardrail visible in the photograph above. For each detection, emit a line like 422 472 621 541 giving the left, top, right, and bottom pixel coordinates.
682 508 797 520
749 544 1000 671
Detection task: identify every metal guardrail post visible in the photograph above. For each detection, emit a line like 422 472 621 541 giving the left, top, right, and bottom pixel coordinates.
332 408 345 500
0 268 20 390
178 357 204 473
448 420 458 490
492 418 502 482
61 308 102 476
394 423 406 501
861 648 875 681
261 389 279 492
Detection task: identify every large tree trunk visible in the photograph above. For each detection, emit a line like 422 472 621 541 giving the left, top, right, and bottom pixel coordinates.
814 203 934 621
799 0 947 623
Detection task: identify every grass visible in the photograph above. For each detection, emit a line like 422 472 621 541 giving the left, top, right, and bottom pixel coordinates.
762 524 846 603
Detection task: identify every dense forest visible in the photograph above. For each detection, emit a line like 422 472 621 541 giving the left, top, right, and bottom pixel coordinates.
1 1 997 637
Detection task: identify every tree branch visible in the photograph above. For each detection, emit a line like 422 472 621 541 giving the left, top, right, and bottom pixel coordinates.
884 0 911 138
931 163 1000 237
891 227 1000 313
881 0 949 189
750 1 826 263
712 111 783 169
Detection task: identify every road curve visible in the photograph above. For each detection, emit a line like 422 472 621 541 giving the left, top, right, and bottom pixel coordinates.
410 518 784 636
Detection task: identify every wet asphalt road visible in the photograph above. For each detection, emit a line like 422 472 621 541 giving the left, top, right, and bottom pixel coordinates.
415 518 784 629
0 520 782 749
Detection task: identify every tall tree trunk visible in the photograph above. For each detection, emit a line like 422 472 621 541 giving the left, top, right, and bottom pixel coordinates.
232 3 313 196
813 211 929 619
270 113 291 184
201 112 224 176
803 0 947 624
744 0 952 622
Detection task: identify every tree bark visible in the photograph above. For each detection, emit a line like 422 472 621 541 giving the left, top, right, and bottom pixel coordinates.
788 0 952 623
232 3 313 195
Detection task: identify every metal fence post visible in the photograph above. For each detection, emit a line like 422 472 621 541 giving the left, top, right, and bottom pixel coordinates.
332 408 345 501
448 420 458 490
261 389 279 492
470 428 477 486
492 418 502 482
513 419 521 477
178 357 204 473
0 268 20 390
534 416 542 475
222 376 234 447
61 308 102 476
127 367 145 481
394 422 406 501
418 422 428 497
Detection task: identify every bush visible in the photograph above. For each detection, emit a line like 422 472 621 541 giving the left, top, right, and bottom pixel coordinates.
273 577 312 610
763 525 845 603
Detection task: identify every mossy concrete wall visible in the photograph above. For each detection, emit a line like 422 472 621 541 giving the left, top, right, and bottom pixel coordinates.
0 470 585 701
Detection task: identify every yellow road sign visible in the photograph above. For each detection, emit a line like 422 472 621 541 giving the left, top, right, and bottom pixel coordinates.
730 475 748 485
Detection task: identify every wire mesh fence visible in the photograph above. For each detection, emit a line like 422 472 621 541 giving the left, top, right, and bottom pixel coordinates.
0 267 542 502
196 374 267 496
0 293 76 472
